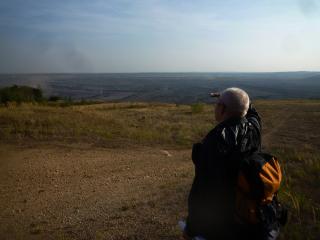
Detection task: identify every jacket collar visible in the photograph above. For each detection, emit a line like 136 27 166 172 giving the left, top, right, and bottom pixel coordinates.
216 116 247 128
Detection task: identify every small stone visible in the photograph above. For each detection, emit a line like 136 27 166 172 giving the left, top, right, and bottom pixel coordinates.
161 150 172 157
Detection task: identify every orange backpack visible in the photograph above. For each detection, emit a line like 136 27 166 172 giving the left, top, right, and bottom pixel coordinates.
234 152 286 226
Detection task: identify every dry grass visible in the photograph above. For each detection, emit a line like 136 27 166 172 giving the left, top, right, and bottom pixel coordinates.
0 102 214 147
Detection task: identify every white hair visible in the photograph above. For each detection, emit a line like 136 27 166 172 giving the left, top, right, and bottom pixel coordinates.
219 87 250 117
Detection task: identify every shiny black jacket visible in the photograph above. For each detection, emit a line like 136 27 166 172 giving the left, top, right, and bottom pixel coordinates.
186 104 261 239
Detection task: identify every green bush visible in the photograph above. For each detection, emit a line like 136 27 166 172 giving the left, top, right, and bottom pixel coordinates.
0 85 44 103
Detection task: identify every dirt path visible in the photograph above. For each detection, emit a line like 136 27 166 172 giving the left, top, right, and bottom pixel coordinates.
262 106 294 147
0 144 193 240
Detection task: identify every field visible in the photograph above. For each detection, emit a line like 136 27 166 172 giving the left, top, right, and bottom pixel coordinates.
0 100 320 239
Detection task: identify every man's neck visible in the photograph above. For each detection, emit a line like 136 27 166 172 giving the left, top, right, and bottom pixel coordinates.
218 114 243 125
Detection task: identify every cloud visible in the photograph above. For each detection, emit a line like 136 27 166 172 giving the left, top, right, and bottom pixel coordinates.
298 0 318 17
0 0 226 37
0 0 319 72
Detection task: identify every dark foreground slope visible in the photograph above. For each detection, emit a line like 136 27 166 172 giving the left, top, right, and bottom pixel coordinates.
0 100 319 239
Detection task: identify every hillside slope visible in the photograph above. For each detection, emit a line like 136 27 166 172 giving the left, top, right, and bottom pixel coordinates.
0 100 319 239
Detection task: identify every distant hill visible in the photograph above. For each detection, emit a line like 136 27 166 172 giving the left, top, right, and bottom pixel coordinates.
0 72 319 103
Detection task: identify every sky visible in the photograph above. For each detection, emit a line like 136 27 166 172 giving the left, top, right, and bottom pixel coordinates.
0 0 319 73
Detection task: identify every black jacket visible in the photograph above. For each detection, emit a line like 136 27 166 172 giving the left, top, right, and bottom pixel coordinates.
186 104 261 239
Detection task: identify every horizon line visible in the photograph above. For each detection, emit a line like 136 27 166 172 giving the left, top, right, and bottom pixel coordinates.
0 70 320 75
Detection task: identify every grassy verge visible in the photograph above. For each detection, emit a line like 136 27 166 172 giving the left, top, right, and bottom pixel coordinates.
272 148 320 239
0 102 215 147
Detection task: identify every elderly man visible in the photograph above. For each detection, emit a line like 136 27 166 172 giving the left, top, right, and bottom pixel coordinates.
184 87 263 239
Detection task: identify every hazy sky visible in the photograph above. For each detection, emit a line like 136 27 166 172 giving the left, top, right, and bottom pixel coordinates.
0 0 319 73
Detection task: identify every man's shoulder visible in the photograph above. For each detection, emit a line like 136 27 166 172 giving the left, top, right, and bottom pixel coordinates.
201 123 231 155
204 124 225 143
205 117 251 148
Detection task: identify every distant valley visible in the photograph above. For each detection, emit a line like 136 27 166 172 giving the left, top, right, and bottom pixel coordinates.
0 72 319 103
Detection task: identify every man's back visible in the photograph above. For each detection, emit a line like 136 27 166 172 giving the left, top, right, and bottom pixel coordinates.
186 104 261 239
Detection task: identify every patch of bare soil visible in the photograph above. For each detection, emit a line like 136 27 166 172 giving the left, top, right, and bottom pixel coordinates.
0 144 192 240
